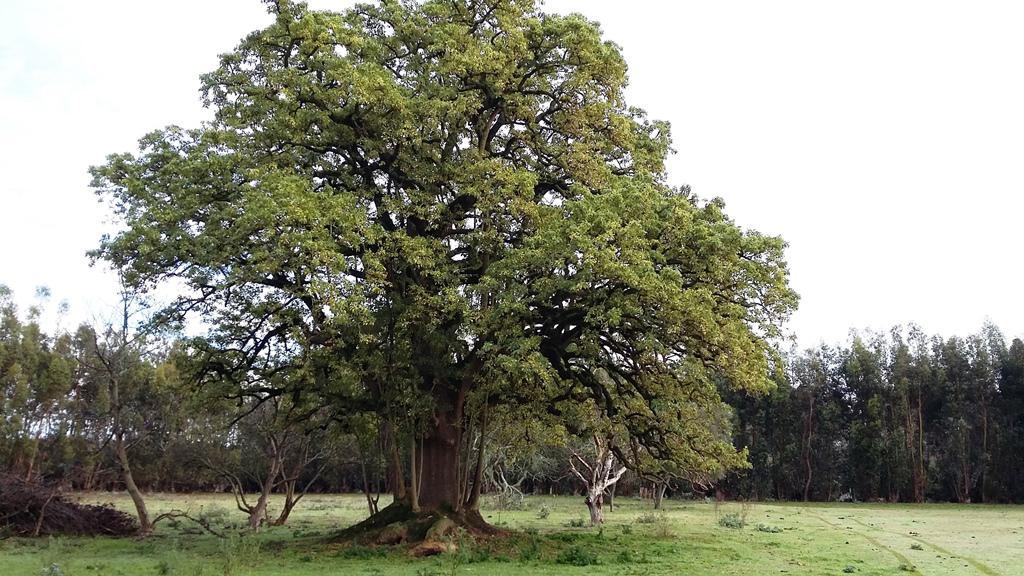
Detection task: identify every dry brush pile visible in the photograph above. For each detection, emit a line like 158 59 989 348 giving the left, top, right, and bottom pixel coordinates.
0 474 137 537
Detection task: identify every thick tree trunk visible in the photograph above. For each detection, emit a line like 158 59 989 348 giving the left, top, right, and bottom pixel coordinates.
417 413 462 512
336 389 499 542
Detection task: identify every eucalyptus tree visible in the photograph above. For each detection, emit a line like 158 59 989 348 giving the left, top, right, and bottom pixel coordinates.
91 0 796 531
965 324 1004 502
887 326 929 503
0 286 74 482
999 338 1024 500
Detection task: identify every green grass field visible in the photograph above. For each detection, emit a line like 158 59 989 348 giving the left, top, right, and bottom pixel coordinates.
2 493 1021 575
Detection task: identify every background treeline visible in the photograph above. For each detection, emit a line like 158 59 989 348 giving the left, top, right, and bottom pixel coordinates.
4 286 1024 504
723 323 1024 503
0 288 342 496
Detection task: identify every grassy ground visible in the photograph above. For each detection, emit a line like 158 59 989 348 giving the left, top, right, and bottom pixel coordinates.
2 493 1022 576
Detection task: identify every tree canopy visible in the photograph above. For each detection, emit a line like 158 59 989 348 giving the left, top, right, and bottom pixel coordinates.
90 0 796 522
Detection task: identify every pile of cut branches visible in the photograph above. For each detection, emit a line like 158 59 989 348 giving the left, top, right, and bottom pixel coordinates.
0 474 137 537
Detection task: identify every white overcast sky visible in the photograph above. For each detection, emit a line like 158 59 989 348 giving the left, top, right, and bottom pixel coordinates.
2 0 1023 347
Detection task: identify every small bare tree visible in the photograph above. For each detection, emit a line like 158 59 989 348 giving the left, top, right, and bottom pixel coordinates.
271 430 331 526
208 397 330 531
569 435 627 526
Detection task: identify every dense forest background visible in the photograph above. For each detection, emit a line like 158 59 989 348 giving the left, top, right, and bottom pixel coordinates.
4 285 1023 506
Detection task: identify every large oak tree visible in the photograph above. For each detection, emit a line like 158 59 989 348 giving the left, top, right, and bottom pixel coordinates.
91 0 797 529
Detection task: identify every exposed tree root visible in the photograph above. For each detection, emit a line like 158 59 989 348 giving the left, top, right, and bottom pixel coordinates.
330 502 504 547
